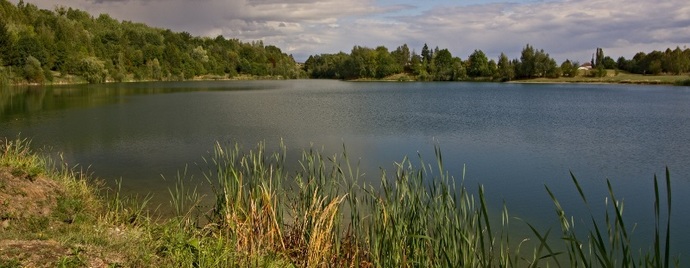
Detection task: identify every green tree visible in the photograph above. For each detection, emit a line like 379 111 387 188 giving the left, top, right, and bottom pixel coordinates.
518 44 535 78
467 49 490 78
148 58 162 80
487 59 497 79
433 49 454 81
534 49 557 78
421 43 431 65
648 59 662 75
602 56 616 69
594 47 604 67
560 59 579 77
451 57 467 81
391 44 411 71
375 46 400 78
662 47 686 75
345 46 377 79
23 55 44 83
78 56 107 83
496 53 514 81
0 19 11 65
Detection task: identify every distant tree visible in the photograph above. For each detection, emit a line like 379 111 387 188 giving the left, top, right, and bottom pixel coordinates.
534 49 557 78
543 58 561 78
496 53 514 81
10 35 47 67
0 19 11 65
602 56 616 69
594 47 605 68
391 44 411 72
148 58 162 80
344 46 377 79
421 43 431 64
433 48 454 81
518 44 535 78
78 56 107 83
487 59 497 78
375 46 401 78
467 49 490 78
560 59 579 77
648 59 662 75
23 55 45 83
451 57 467 80
662 47 687 75
409 50 428 79
589 52 608 78
616 56 629 71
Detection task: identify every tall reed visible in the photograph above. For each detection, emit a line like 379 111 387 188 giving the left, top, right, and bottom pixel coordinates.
163 140 678 267
541 170 677 268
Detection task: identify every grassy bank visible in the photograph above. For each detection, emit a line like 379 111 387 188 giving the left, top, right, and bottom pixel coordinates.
514 70 690 86
348 70 690 86
0 138 679 267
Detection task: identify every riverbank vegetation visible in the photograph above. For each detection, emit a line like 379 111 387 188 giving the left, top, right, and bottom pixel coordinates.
304 43 690 84
0 137 678 267
0 0 304 86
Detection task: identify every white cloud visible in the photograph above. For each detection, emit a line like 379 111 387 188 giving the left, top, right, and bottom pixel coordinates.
10 0 690 62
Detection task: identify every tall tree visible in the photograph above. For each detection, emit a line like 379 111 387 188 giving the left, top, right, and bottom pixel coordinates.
560 59 579 77
496 53 514 81
433 48 454 81
391 44 411 71
467 49 490 78
518 44 535 78
0 19 11 65
591 48 607 77
421 43 431 64
375 46 400 78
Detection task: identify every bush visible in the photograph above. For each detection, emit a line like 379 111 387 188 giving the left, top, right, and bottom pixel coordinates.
78 57 108 83
590 66 608 78
23 56 45 84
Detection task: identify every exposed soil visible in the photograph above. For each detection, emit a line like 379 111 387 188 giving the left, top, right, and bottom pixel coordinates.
0 167 62 222
0 167 120 267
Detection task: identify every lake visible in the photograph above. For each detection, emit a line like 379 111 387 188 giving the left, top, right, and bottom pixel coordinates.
2 80 689 255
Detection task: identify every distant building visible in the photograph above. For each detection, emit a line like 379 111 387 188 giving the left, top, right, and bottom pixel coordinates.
578 62 593 70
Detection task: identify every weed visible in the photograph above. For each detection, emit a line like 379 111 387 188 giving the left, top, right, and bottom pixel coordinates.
0 259 22 268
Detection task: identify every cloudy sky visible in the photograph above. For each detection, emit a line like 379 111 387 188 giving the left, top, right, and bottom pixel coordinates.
12 0 690 63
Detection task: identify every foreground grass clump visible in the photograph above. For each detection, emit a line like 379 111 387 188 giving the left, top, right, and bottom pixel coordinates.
0 137 680 267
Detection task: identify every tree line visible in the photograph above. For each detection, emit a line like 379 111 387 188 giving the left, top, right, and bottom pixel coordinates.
305 43 690 81
2 0 689 85
0 0 304 84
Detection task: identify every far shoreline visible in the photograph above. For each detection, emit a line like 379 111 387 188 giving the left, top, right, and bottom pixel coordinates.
4 72 689 87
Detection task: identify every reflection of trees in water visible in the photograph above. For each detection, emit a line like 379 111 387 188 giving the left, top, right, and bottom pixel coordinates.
1 80 287 120
0 87 48 118
0 84 206 120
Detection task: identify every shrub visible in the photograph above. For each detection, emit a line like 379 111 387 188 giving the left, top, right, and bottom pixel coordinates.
78 57 108 83
23 56 45 84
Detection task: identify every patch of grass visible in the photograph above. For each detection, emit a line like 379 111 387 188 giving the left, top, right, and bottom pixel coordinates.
0 137 46 179
56 246 87 268
520 70 690 85
0 258 22 268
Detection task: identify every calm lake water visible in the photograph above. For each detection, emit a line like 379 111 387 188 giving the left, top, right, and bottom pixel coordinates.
2 80 689 255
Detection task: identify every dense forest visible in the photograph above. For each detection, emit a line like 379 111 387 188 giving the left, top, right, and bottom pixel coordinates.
305 43 690 81
1 0 689 85
0 0 304 85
